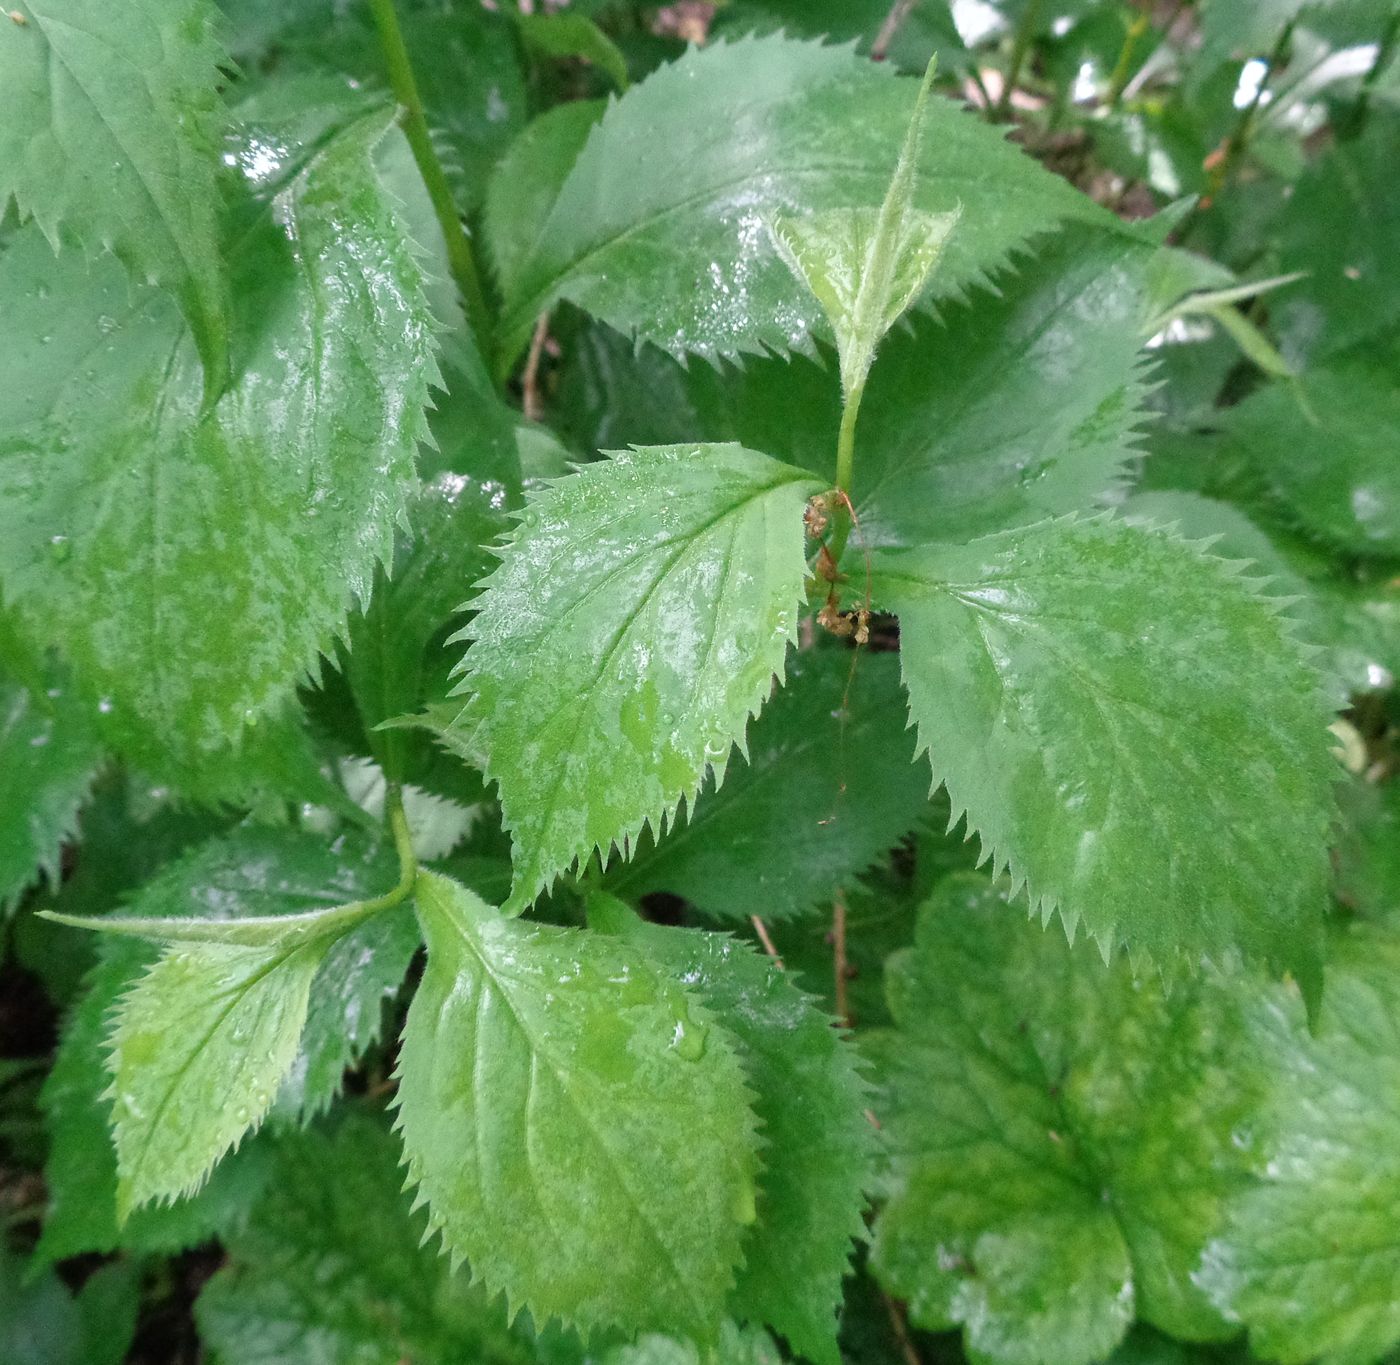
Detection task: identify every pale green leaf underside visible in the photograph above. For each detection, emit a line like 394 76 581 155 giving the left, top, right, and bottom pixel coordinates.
395 872 760 1339
0 103 436 769
871 876 1264 1365
594 900 871 1365
874 515 1335 979
0 656 102 913
109 937 325 1217
454 443 819 911
0 0 228 382
492 34 1108 363
607 650 932 922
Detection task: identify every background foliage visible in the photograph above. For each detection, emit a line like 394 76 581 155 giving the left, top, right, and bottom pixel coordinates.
2 1 1399 1362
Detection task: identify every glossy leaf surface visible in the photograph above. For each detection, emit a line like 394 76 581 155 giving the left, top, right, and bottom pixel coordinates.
491 35 1106 363
395 872 760 1339
593 897 871 1365
871 876 1264 1365
607 651 932 922
0 652 102 913
0 0 228 382
454 443 818 910
0 103 435 770
875 515 1335 979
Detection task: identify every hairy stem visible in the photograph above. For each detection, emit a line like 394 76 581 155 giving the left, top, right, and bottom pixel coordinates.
368 0 494 361
826 383 866 572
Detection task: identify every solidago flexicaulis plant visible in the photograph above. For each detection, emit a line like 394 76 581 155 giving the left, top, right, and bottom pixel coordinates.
8 1 1399 1362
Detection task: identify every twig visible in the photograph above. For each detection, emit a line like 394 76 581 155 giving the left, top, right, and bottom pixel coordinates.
750 915 785 970
832 890 851 1029
871 0 915 61
996 0 1043 119
881 1291 923 1365
522 312 551 422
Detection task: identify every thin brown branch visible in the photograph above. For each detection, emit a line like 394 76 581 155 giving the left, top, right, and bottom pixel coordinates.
871 0 915 61
833 889 852 1029
750 915 785 970
522 311 551 423
882 1290 923 1365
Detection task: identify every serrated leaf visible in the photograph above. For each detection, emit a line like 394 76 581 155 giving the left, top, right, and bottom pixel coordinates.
1201 921 1400 1364
491 34 1109 365
607 650 932 922
395 871 761 1339
873 515 1336 980
454 443 819 911
37 938 276 1264
554 226 1158 550
109 936 328 1216
0 651 102 913
39 825 412 1241
196 1115 536 1365
0 0 228 386
591 895 872 1365
598 1322 783 1365
870 875 1267 1365
1220 356 1400 559
0 100 436 772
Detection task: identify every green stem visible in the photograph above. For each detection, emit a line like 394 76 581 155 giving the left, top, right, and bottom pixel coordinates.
825 382 866 573
1107 12 1150 108
1217 19 1295 187
368 0 495 361
1344 8 1400 137
997 0 1043 119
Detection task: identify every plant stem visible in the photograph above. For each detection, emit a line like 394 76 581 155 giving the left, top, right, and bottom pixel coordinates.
1344 8 1400 137
1216 18 1295 189
1107 11 1150 108
368 0 494 360
824 382 865 572
996 0 1043 119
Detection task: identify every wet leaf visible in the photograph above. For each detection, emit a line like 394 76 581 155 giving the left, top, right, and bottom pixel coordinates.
454 443 819 911
491 34 1109 365
0 101 436 773
870 875 1267 1365
0 0 229 384
592 896 873 1365
395 872 761 1340
607 651 932 923
874 515 1336 980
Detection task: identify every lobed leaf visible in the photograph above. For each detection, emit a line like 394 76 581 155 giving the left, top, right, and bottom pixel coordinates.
0 101 436 773
873 514 1336 981
0 0 229 384
453 443 819 911
394 871 761 1339
490 34 1110 366
607 650 932 922
870 875 1268 1365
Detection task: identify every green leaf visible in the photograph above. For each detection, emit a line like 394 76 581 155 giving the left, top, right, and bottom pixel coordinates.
554 226 1157 550
0 651 102 913
0 1245 139 1365
770 58 959 399
596 1322 784 1365
37 938 275 1263
0 0 229 386
1220 356 1400 559
870 875 1267 1365
607 650 932 922
516 10 629 90
490 34 1109 365
591 896 872 1365
1275 111 1400 361
454 443 819 911
109 936 328 1216
0 101 436 771
874 515 1336 980
1201 921 1400 1364
250 0 526 213
394 871 761 1339
196 1115 537 1365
